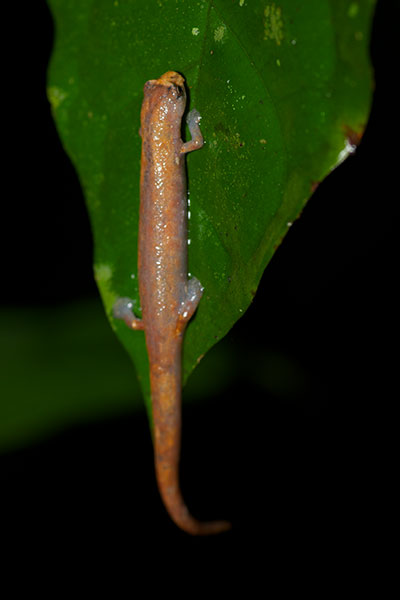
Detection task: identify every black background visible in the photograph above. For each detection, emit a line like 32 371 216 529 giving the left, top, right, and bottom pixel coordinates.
1 0 397 584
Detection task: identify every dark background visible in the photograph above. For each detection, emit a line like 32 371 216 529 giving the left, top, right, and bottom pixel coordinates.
1 0 396 580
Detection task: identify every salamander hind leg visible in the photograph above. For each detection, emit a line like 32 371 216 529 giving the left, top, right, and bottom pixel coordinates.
113 297 144 330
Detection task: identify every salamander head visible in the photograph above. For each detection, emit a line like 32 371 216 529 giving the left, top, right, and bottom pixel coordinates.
142 70 187 120
156 71 185 90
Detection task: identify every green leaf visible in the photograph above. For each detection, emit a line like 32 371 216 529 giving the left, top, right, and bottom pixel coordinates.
47 0 375 417
0 300 141 452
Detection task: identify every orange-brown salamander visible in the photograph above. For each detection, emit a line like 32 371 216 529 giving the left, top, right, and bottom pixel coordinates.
113 71 231 535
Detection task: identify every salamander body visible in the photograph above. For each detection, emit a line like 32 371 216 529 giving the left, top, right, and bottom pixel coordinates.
113 72 230 535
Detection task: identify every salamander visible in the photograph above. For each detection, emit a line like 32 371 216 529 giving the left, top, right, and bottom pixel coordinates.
113 71 230 535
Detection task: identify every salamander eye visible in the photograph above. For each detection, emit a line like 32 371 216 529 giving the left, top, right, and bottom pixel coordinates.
175 85 184 98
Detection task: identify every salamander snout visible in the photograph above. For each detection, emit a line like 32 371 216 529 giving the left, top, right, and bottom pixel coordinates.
158 70 185 88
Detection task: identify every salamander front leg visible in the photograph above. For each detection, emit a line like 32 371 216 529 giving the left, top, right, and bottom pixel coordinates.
181 109 204 154
113 297 144 330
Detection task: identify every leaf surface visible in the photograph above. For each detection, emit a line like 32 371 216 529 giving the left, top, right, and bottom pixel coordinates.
47 0 375 416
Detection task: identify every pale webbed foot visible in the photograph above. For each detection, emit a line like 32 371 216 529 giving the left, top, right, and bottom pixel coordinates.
113 297 144 330
178 277 204 324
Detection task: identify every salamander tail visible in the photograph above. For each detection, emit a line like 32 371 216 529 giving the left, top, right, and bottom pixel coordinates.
152 350 231 535
155 459 231 535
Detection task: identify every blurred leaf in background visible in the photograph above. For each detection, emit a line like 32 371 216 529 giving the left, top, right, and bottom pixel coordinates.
0 300 138 452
